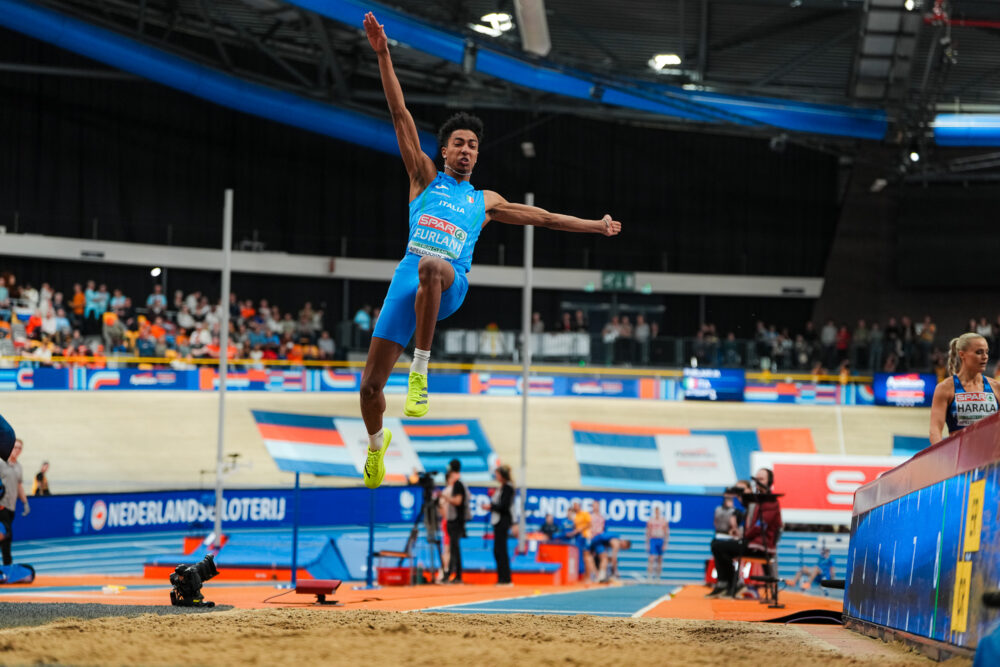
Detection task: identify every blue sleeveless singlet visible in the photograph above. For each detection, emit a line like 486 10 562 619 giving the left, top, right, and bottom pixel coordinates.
946 374 998 433
372 172 487 346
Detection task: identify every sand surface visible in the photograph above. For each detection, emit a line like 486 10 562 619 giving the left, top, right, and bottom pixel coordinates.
0 608 966 667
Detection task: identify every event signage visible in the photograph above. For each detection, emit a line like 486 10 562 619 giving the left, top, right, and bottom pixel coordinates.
873 372 937 408
18 486 720 541
682 368 745 402
750 452 908 525
0 366 885 405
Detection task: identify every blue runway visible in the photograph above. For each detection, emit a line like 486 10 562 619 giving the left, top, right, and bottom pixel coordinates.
426 584 681 617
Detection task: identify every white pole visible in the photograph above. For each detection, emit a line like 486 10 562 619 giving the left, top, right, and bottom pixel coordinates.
214 189 234 547
835 402 847 455
517 192 534 550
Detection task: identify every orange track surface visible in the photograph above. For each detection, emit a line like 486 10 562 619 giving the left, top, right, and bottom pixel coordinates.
644 584 843 621
1 577 843 621
0 575 588 611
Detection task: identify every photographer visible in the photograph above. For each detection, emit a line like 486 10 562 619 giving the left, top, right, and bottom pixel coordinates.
709 469 782 598
439 459 467 584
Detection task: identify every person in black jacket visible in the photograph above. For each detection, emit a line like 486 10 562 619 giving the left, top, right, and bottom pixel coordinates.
483 465 515 586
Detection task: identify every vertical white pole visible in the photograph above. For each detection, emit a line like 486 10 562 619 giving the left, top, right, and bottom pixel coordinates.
214 189 234 547
835 402 847 455
517 192 534 550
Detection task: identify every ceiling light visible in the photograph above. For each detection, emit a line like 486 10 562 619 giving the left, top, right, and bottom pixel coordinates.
471 12 514 37
909 150 920 162
904 0 916 10
150 267 162 277
649 53 682 70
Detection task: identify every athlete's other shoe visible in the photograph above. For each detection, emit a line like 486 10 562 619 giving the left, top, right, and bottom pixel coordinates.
363 429 392 489
404 372 429 417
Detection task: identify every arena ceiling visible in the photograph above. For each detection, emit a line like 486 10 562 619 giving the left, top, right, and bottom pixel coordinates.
5 0 1000 172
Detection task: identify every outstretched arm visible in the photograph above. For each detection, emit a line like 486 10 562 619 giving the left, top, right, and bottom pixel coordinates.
484 191 621 236
364 12 436 194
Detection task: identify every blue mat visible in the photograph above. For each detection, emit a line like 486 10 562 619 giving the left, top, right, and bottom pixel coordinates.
428 583 679 617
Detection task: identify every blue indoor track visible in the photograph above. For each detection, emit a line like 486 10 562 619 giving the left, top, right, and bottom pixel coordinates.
426 584 681 617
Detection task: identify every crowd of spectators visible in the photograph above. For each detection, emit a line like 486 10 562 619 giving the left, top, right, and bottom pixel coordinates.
5 267 1000 376
0 271 336 364
689 314 1000 376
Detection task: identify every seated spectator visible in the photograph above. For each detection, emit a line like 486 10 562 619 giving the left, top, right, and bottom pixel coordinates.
110 288 127 311
32 461 50 496
296 314 314 343
317 330 336 359
573 309 588 333
185 290 202 313
539 514 559 540
279 312 297 338
176 305 196 331
531 312 544 334
785 548 834 591
54 309 72 342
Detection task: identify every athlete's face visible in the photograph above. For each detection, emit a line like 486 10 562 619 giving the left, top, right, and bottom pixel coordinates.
442 129 479 176
960 337 989 373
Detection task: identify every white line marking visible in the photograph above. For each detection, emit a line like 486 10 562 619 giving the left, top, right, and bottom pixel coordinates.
420 585 590 612
632 586 683 618
431 608 635 616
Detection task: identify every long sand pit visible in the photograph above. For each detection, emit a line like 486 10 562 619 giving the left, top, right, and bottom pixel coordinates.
0 608 963 667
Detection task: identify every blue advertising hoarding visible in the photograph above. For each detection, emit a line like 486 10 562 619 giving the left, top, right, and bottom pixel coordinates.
682 368 745 401
17 486 719 541
873 372 937 407
845 462 1000 649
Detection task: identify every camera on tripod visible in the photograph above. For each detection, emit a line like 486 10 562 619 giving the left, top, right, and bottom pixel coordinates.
169 554 219 607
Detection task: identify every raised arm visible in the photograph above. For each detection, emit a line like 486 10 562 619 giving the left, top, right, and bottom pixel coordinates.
484 191 621 236
364 12 436 195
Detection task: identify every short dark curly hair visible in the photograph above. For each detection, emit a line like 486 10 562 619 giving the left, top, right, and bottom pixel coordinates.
437 112 484 148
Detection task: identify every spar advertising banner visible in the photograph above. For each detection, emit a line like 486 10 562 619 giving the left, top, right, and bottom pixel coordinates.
17 486 719 541
681 368 745 401
873 372 937 407
750 452 909 525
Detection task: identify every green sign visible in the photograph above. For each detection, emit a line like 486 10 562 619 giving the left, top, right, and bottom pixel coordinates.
601 271 636 292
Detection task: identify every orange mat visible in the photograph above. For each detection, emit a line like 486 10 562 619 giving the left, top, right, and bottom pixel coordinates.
0 575 589 611
643 584 842 621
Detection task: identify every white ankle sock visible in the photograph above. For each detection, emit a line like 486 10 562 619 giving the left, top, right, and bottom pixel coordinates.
368 428 384 452
411 348 430 375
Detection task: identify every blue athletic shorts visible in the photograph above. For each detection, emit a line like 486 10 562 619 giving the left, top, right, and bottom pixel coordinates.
373 254 469 347
591 533 617 555
648 538 664 556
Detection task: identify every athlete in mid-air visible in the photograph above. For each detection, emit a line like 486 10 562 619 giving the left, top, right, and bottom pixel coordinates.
360 12 622 488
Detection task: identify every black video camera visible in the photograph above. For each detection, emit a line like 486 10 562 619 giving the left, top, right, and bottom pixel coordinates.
414 470 440 499
169 554 219 607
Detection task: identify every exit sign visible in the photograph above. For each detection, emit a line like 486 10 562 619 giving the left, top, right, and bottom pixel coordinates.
601 271 635 292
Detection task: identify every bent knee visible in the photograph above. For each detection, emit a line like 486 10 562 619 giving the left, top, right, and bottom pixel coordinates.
359 379 383 401
417 258 449 284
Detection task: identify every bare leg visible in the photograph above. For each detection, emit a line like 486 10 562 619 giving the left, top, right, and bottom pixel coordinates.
414 257 455 350
360 336 405 435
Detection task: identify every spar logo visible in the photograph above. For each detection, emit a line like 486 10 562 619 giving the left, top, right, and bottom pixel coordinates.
91 500 108 531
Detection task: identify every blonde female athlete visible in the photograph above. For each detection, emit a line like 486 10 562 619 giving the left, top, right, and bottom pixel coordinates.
929 332 999 445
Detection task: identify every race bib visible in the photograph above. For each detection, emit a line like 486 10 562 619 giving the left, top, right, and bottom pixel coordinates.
407 214 468 261
955 392 998 427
